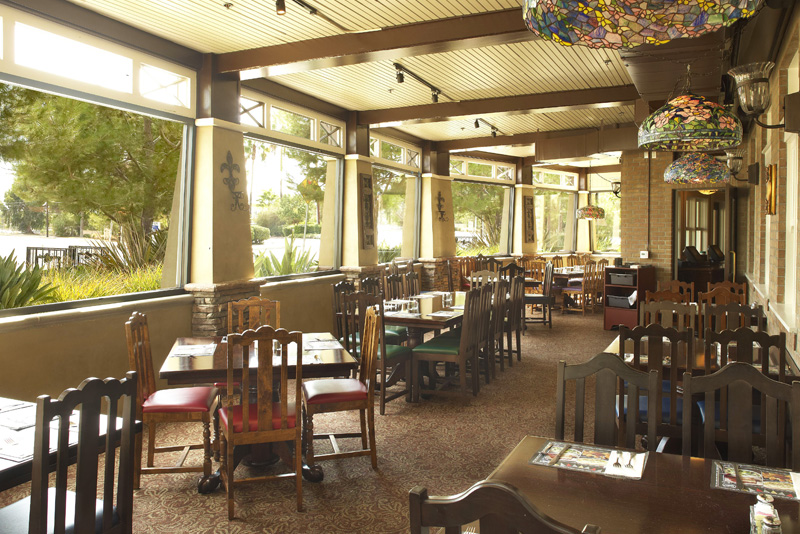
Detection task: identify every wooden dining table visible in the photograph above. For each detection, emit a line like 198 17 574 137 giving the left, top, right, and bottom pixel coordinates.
486 435 799 533
381 292 466 347
0 396 142 492
159 332 357 483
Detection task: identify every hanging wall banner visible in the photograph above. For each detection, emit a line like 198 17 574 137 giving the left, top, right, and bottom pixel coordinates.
360 173 375 249
524 195 536 243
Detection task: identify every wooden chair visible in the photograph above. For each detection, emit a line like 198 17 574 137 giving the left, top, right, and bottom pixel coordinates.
525 261 555 329
361 276 407 346
704 328 786 380
0 373 137 534
565 254 579 267
698 286 745 307
385 273 406 300
474 253 490 271
341 291 411 415
561 260 597 315
639 301 698 332
498 261 524 283
409 480 601 534
682 362 800 469
302 307 379 473
489 278 509 375
411 288 483 401
708 280 747 304
658 280 695 301
619 324 695 443
227 296 280 333
702 302 766 338
550 255 563 269
390 257 413 275
474 282 495 384
220 326 303 518
331 280 356 339
644 289 691 304
486 256 503 272
469 269 495 289
522 259 547 294
405 270 421 296
504 276 525 365
556 352 659 450
124 312 217 491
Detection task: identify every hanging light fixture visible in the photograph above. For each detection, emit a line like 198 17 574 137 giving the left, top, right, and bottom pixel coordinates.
664 153 731 185
638 93 742 152
522 0 758 50
727 62 800 131
276 0 286 14
576 205 605 219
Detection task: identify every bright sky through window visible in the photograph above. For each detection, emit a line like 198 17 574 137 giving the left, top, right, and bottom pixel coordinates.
140 63 190 108
15 22 133 93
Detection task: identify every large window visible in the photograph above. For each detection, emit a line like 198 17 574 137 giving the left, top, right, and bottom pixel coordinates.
373 167 407 263
589 192 621 252
245 138 332 277
452 181 507 255
0 82 184 310
534 189 571 252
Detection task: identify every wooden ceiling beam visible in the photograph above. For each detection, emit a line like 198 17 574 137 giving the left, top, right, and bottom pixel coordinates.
438 123 637 152
358 85 640 126
215 9 535 78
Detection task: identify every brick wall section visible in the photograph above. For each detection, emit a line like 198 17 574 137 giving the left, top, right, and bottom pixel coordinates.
185 280 262 336
418 257 451 291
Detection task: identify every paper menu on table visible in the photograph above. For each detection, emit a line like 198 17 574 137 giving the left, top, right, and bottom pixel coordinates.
0 405 37 431
169 344 217 358
712 461 800 500
530 441 647 479
0 398 30 413
0 411 79 462
304 339 344 351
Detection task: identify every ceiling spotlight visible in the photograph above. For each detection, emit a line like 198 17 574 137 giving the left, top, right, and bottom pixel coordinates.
396 69 404 83
432 90 439 103
491 128 497 138
276 0 286 14
474 119 480 129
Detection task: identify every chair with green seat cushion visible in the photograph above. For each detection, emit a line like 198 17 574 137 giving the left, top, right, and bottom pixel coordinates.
342 291 411 415
331 279 356 341
504 276 525 366
361 276 408 345
411 288 483 401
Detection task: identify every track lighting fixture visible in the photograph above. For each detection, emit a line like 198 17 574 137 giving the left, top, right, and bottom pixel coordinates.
276 0 286 14
474 119 480 128
396 69 404 83
432 90 439 103
491 128 497 137
392 63 448 104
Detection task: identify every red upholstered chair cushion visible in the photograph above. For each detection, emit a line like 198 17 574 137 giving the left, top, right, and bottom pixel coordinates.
219 402 297 433
213 382 240 389
303 378 368 405
142 386 217 413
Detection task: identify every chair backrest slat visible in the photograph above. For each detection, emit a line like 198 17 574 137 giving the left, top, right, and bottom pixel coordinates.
124 312 156 412
228 296 280 334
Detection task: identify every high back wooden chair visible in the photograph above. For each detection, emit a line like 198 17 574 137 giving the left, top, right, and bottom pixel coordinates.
708 280 747 303
361 276 407 347
411 288 482 401
639 301 698 332
474 283 495 384
698 285 745 307
220 326 303 518
124 312 217 491
505 276 525 365
525 261 555 328
0 373 137 534
331 279 356 339
486 256 503 272
227 296 279 333
550 255 563 269
523 259 547 293
562 260 597 315
489 278 509 374
644 289 692 304
385 273 406 299
302 307 380 472
702 302 766 338
704 328 786 380
658 280 695 301
556 352 659 451
469 269 495 289
565 254 579 267
498 262 524 284
405 270 421 296
474 253 489 271
360 275 382 297
619 324 695 442
409 480 601 534
682 363 800 469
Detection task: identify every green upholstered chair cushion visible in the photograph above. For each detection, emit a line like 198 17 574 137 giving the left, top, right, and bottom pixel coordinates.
412 335 461 356
378 343 412 361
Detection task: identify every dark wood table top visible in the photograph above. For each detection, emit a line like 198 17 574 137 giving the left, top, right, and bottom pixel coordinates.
0 397 141 492
381 292 465 331
486 436 799 533
160 332 358 386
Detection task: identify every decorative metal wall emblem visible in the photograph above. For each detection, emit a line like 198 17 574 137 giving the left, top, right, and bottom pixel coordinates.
360 173 375 249
524 195 536 243
220 150 247 211
436 191 448 222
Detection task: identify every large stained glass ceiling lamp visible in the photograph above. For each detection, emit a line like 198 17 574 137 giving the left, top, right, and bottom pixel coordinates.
576 205 606 219
522 0 759 49
638 93 742 151
664 152 731 185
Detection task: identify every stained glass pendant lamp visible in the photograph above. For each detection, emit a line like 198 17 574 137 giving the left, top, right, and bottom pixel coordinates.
522 0 759 50
638 93 743 151
576 205 605 219
664 152 731 185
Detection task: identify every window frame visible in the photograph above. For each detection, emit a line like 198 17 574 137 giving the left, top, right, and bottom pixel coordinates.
369 133 421 174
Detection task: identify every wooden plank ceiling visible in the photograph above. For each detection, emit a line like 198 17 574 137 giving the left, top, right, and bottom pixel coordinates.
64 0 749 159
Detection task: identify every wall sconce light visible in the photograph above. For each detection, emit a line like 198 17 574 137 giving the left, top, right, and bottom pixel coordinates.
728 62 800 132
611 181 621 198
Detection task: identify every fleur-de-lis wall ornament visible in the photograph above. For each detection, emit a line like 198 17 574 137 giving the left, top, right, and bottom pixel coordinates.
436 191 448 222
220 150 247 211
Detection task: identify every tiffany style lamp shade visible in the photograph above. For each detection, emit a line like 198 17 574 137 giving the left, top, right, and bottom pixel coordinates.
522 0 758 49
664 152 731 185
638 94 742 152
576 205 606 219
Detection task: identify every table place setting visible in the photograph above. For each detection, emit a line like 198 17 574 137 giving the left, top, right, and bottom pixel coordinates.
529 441 647 480
428 310 458 318
0 410 79 462
169 343 217 358
713 461 800 500
304 339 344 351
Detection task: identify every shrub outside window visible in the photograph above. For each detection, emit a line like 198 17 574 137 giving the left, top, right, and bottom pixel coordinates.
534 189 570 252
373 167 407 263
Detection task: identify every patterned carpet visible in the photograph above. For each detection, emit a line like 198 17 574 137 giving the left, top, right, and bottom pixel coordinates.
0 313 617 533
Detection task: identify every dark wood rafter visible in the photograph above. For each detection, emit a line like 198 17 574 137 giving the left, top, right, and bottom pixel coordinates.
359 85 640 126
215 9 536 78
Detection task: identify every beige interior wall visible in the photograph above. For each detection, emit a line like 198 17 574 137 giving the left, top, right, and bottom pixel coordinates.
512 184 537 256
0 296 193 402
318 158 339 269
419 174 456 258
191 122 254 283
260 273 345 334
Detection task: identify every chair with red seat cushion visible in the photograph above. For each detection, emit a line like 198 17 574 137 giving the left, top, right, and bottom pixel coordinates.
302 306 380 472
220 326 303 518
125 312 217 492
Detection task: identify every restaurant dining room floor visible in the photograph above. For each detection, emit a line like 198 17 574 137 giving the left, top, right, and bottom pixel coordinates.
0 313 617 533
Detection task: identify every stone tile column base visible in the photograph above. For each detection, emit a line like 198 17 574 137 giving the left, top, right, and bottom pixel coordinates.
340 265 387 289
185 279 262 336
418 257 453 292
